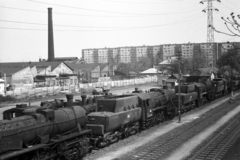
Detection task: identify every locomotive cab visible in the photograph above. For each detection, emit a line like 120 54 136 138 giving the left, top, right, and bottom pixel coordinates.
3 104 40 120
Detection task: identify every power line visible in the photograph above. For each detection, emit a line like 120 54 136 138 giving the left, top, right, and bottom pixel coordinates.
27 0 200 16
0 5 202 17
0 27 46 31
221 3 236 12
226 0 240 12
95 0 185 4
0 14 204 32
27 0 152 15
0 12 203 30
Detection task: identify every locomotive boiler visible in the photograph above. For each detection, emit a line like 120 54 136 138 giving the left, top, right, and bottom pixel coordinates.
0 94 98 160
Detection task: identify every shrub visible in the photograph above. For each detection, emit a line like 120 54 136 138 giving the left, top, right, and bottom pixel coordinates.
0 95 16 102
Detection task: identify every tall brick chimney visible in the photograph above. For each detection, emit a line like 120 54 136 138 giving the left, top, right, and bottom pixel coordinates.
48 8 55 61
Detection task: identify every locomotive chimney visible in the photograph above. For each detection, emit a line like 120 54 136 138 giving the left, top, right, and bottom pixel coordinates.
81 95 87 106
48 8 55 61
64 94 73 107
66 94 73 103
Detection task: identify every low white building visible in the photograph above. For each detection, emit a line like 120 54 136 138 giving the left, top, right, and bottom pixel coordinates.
0 78 5 95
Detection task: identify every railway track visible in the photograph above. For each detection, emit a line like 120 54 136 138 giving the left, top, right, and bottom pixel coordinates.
119 95 240 160
187 106 240 160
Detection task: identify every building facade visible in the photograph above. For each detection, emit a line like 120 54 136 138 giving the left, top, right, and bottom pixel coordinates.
181 43 194 59
163 44 175 60
82 42 240 67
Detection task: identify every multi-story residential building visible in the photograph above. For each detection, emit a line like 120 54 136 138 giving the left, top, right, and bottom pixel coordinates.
98 48 108 63
200 43 213 66
147 45 162 65
118 47 131 63
82 42 240 67
163 44 175 60
107 48 118 64
181 43 194 59
136 46 148 60
82 49 94 63
153 46 161 58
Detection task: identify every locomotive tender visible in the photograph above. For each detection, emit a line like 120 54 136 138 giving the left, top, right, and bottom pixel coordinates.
0 77 238 160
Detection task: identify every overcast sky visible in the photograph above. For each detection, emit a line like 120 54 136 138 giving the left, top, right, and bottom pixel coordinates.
0 0 240 62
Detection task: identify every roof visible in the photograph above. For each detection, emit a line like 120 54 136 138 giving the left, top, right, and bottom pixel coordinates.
0 61 66 71
55 57 78 60
168 74 184 80
190 67 217 77
0 66 29 77
99 63 108 70
197 67 218 74
65 63 99 71
141 68 161 74
71 58 86 64
159 57 177 65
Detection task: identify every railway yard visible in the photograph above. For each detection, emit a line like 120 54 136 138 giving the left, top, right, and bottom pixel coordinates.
1 82 240 160
84 91 240 160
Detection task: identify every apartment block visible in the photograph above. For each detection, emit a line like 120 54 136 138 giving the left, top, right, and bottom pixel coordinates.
82 42 240 67
82 49 94 63
181 43 194 59
98 48 108 63
163 44 175 60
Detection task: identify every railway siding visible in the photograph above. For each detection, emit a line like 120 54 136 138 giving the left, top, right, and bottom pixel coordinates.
118 95 240 160
83 93 240 160
188 101 240 159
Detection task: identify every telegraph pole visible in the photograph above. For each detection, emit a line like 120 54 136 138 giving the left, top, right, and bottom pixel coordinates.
175 48 182 123
200 0 220 67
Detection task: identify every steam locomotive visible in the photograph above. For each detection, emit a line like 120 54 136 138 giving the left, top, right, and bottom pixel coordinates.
0 77 239 160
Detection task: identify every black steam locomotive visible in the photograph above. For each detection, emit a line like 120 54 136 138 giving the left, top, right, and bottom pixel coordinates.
0 77 239 160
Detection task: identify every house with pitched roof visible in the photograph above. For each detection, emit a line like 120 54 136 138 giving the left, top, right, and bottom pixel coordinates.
0 66 34 88
65 63 100 83
185 67 217 83
0 61 76 88
99 63 109 77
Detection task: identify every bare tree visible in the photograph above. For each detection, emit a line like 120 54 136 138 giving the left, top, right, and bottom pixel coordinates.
211 12 240 37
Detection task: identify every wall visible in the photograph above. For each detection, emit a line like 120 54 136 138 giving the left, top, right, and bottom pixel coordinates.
5 76 158 99
12 67 34 88
52 62 73 75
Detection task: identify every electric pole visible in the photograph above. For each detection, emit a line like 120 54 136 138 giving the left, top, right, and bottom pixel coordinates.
175 48 182 123
200 0 220 67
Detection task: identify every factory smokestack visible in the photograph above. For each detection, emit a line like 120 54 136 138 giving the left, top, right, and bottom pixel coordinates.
48 8 55 61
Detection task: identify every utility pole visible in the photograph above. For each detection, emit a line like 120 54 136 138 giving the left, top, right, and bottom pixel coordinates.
200 0 220 67
230 56 233 97
175 48 182 123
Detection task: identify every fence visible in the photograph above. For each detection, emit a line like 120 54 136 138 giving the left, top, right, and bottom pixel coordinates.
5 76 158 99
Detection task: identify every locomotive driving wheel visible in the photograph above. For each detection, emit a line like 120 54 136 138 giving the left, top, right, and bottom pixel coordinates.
168 108 175 120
